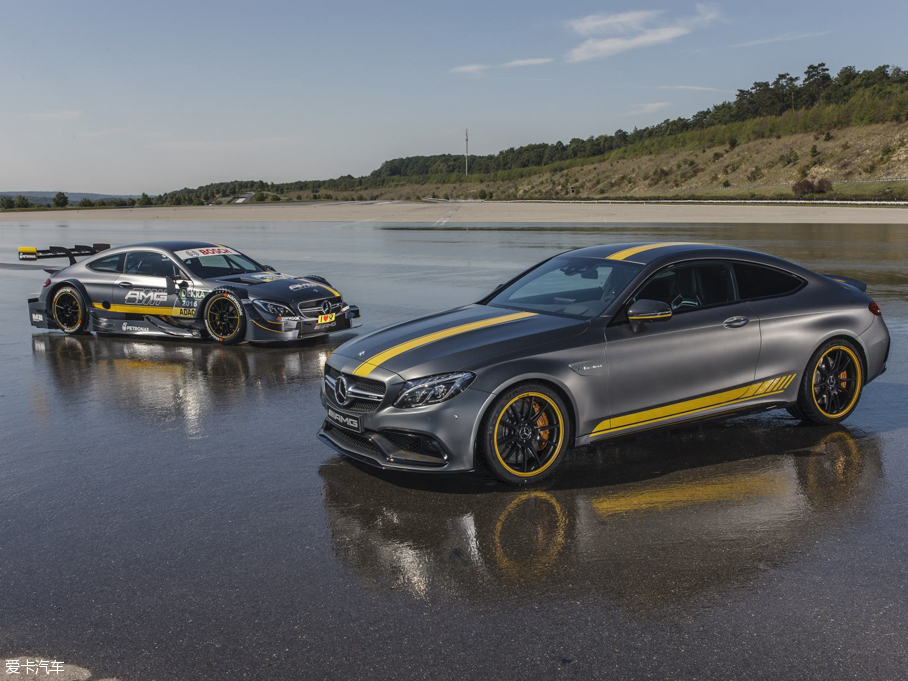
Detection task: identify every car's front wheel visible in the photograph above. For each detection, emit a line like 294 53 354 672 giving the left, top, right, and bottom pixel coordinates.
478 383 569 485
204 291 246 344
792 339 864 424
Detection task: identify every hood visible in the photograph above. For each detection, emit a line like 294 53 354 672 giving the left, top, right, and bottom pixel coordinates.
208 272 340 303
332 304 587 380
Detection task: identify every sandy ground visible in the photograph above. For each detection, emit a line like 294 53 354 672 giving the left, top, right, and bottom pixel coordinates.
2 199 908 224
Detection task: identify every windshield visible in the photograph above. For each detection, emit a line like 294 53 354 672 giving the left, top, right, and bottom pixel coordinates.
487 256 641 319
174 246 264 279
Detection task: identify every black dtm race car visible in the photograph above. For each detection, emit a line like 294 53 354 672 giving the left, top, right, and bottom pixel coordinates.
21 241 360 343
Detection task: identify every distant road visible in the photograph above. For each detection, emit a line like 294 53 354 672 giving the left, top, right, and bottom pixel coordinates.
1 199 907 224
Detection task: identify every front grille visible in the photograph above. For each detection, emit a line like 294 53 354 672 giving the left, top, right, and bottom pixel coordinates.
325 366 386 413
323 423 383 456
298 297 343 318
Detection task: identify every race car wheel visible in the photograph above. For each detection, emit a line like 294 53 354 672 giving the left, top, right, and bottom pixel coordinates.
204 292 245 344
479 383 569 485
52 286 88 334
793 339 863 424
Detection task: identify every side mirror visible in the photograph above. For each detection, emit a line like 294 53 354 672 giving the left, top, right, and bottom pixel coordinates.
263 265 276 272
627 299 672 327
165 276 176 296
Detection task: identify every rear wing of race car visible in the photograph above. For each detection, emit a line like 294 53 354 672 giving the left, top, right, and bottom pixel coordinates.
824 274 868 292
18 243 111 265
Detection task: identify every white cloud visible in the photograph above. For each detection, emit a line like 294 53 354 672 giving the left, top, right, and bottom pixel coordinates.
77 127 130 139
449 63 490 75
661 85 730 92
628 102 670 116
566 5 719 63
501 58 554 68
731 30 833 48
29 109 82 121
567 10 664 37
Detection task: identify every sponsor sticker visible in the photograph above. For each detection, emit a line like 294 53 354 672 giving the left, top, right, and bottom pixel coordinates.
175 246 239 260
31 313 43 323
289 283 312 291
121 322 146 332
317 313 336 324
125 289 168 305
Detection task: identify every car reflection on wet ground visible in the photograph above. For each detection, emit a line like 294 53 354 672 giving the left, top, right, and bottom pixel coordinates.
1 220 907 680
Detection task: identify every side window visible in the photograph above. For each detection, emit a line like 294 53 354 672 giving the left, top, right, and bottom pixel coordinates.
635 263 734 313
124 251 181 278
87 253 123 273
733 263 802 300
696 263 735 306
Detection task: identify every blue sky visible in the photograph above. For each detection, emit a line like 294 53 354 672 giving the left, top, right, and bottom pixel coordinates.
2 0 906 194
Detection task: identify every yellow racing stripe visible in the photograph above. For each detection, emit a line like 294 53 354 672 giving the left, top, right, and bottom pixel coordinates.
591 374 795 437
606 242 715 262
352 311 537 377
92 302 195 317
299 278 341 298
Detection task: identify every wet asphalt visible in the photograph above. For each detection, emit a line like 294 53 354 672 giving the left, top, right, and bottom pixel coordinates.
0 221 906 680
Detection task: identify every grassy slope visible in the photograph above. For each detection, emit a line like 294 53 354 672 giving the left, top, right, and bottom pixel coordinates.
283 122 908 202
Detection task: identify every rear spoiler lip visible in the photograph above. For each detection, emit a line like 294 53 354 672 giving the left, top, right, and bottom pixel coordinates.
824 274 867 292
18 243 111 265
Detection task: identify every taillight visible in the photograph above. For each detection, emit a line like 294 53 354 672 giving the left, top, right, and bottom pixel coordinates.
869 301 882 317
43 279 51 288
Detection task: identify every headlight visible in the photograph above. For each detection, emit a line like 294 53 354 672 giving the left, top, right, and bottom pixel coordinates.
253 299 294 317
393 372 475 408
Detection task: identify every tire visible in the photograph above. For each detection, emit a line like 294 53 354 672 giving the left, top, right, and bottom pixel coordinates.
203 291 246 344
793 339 864 425
478 383 570 485
51 286 89 334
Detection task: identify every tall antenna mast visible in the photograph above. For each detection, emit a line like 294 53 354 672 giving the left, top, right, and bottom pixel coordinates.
465 128 469 176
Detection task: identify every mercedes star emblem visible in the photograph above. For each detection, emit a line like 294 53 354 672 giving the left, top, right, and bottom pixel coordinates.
335 375 351 406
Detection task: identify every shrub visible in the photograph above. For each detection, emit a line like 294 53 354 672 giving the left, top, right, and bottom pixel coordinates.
810 144 820 157
824 131 833 141
815 177 834 193
722 179 731 187
792 178 815 196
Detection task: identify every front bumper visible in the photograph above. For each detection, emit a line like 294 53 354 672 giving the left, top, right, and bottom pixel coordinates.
246 304 361 342
317 379 492 473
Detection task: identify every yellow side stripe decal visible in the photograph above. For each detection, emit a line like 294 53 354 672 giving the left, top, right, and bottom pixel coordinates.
591 374 796 437
19 247 37 254
606 242 715 262
92 302 195 317
352 311 537 377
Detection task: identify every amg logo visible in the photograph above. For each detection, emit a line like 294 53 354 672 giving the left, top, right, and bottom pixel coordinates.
125 289 168 305
328 409 359 430
31 313 43 322
121 322 146 332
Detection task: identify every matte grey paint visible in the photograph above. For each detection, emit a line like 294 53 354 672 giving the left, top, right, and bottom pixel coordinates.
319 243 890 474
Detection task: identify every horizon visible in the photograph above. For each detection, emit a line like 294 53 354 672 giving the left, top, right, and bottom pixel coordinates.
3 0 906 194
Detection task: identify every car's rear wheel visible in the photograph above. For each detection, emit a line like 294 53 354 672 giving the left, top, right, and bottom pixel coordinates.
204 292 245 344
478 384 569 485
793 339 863 424
52 286 88 335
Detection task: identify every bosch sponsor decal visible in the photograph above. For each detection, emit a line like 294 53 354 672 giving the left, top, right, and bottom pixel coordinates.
175 246 240 260
31 313 44 322
125 289 168 305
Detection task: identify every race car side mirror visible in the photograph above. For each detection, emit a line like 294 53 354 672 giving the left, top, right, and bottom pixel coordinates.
263 265 276 272
627 299 672 329
165 276 177 296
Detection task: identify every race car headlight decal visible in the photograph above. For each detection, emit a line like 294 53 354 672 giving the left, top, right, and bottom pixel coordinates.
394 372 475 408
252 299 294 317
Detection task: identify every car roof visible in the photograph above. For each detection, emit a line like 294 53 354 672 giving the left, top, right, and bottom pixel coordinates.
567 241 785 267
112 240 225 252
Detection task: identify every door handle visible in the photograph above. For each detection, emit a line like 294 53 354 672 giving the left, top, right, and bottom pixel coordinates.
724 316 749 328
118 281 133 288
